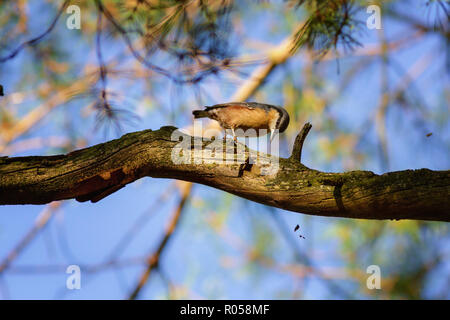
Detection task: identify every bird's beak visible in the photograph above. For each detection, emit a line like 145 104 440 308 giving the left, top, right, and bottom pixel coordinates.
270 129 276 142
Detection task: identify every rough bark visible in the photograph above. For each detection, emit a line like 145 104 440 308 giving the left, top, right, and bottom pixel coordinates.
0 125 448 222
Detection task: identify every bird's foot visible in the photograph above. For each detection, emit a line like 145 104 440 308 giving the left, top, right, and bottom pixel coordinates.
238 155 252 177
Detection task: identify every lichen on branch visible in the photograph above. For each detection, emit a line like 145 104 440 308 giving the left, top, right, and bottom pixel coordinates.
0 126 448 222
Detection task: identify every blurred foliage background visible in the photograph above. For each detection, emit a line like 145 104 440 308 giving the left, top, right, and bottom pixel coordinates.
0 0 449 299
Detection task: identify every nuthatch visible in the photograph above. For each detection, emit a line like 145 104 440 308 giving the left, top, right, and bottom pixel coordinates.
192 102 290 142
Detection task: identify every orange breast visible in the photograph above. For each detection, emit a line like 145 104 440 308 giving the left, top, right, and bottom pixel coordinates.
211 106 278 133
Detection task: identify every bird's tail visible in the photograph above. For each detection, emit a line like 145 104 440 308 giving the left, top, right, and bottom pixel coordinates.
192 110 209 118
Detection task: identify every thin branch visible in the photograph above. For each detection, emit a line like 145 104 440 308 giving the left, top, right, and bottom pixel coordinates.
96 1 108 99
0 202 61 273
0 1 70 63
289 122 312 163
0 73 96 153
375 29 390 172
128 182 192 299
385 7 450 37
3 256 147 274
95 0 218 84
104 183 176 262
94 0 172 79
230 23 304 101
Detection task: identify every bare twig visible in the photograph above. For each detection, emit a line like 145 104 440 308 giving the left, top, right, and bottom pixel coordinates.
128 182 193 300
289 123 312 163
0 74 95 153
0 202 61 273
375 29 390 172
0 1 70 63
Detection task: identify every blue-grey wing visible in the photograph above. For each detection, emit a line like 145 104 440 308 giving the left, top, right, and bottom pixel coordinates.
203 102 282 112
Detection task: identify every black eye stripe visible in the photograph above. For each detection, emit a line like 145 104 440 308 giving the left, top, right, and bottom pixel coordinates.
275 111 282 128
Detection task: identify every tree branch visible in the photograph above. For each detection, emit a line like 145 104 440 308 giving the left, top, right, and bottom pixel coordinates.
0 202 61 273
128 182 191 300
0 1 70 63
0 126 449 222
289 122 312 163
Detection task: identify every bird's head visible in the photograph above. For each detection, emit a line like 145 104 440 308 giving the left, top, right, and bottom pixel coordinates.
276 107 290 133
